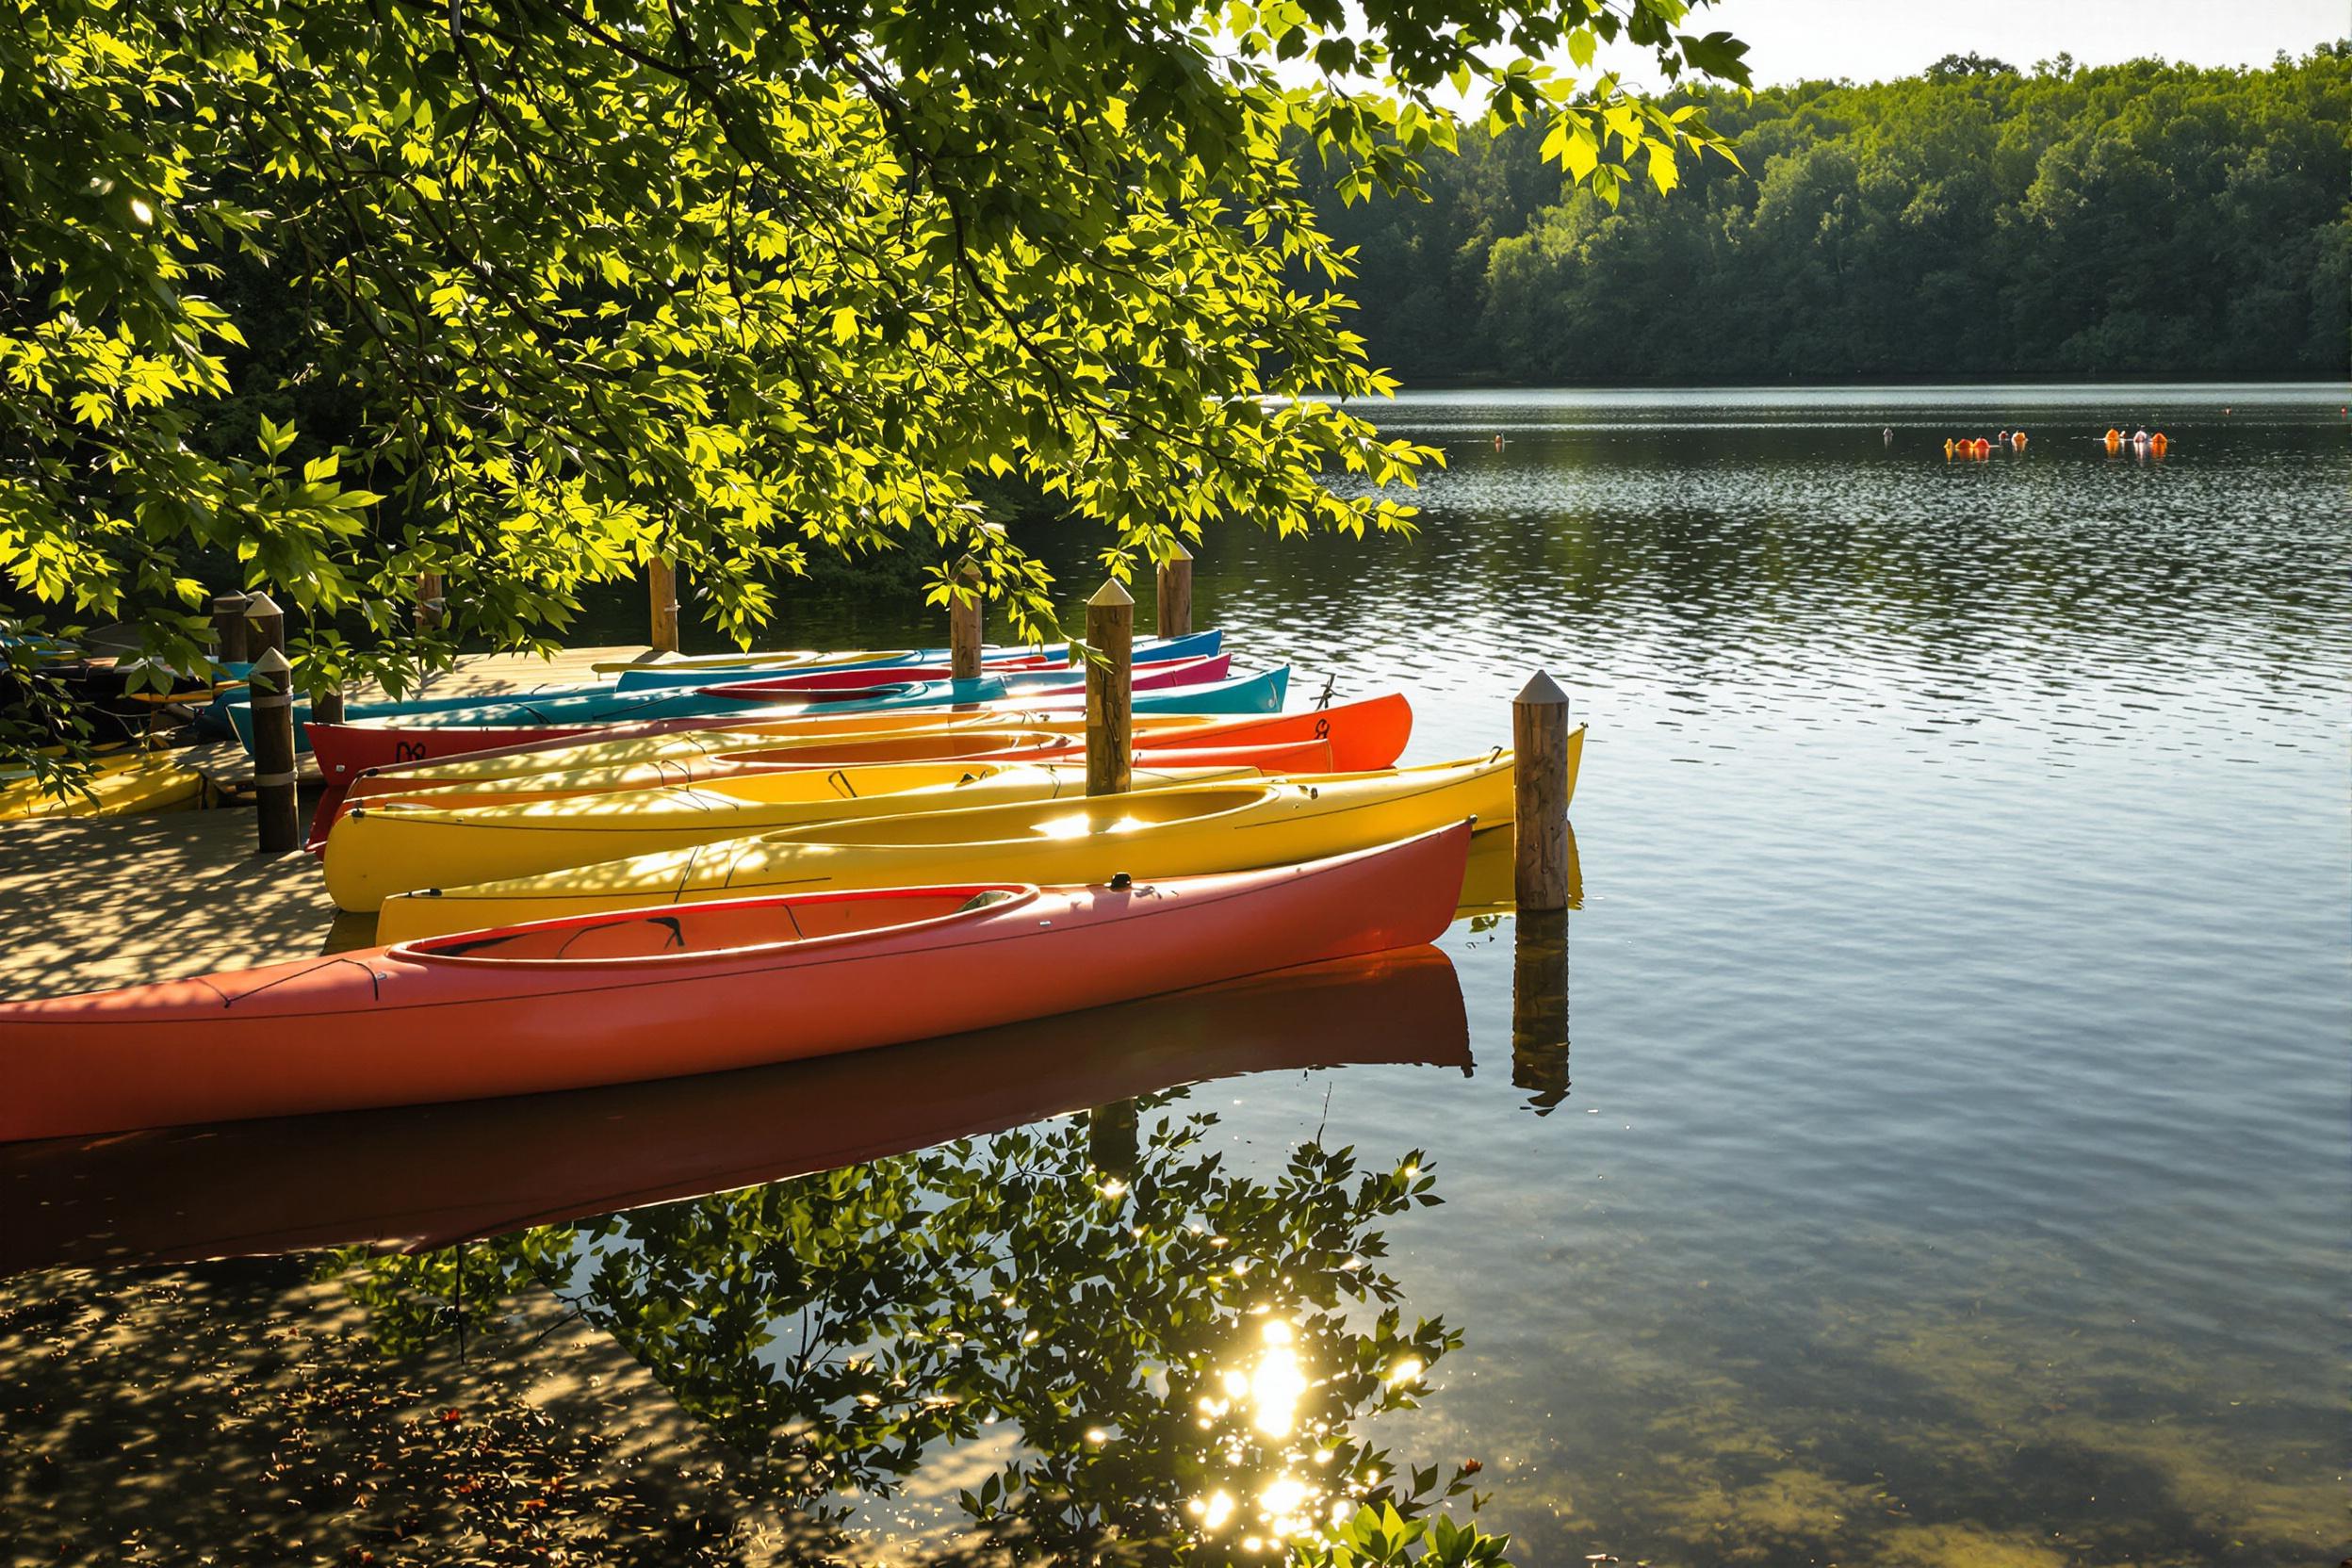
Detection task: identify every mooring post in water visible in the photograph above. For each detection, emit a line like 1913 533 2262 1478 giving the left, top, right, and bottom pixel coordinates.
249 647 301 855
1512 670 1572 910
1087 1098 1141 1178
950 558 984 681
1086 578 1134 797
647 558 680 653
242 590 286 662
1511 908 1571 1113
1155 541 1193 638
415 572 446 631
210 592 250 664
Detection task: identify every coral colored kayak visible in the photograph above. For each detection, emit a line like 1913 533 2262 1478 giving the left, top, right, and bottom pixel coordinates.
0 825 1473 1142
307 735 1336 850
0 947 1462 1271
374 755 1513 943
302 665 1291 779
321 759 1256 911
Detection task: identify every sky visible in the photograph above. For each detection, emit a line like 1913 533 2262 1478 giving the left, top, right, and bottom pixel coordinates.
1668 0 2346 86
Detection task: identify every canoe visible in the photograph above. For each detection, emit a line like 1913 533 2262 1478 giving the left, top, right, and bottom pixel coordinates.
303 665 1293 779
321 759 1259 911
729 650 1232 707
215 633 1222 750
0 748 207 821
330 691 1412 801
235 650 1240 758
373 755 1513 942
0 824 1473 1142
610 629 1223 693
305 735 1337 849
0 946 1465 1272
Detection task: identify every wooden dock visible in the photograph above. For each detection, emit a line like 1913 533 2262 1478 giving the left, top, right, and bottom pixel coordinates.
2 646 662 995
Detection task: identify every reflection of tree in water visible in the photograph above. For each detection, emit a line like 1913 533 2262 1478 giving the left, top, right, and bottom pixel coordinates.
346 1092 1489 1562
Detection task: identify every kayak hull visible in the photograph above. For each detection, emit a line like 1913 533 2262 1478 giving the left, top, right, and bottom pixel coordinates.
0 947 1463 1273
323 691 1409 794
0 824 1472 1141
375 755 1513 942
303 665 1292 778
320 760 1256 911
0 752 205 821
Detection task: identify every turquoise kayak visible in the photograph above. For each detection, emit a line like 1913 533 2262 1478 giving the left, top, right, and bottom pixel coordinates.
235 662 1287 756
219 632 1223 753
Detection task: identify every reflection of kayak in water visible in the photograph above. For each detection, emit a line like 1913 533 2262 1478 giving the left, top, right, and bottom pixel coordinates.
0 946 1467 1274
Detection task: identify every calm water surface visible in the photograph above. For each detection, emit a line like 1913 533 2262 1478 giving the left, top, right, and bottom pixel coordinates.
54 385 2352 1565
576 384 2342 1565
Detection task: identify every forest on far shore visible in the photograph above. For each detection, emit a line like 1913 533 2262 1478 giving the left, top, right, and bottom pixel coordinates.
1307 46 2351 384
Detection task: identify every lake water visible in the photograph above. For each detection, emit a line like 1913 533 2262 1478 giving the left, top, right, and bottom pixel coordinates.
29 384 2352 1566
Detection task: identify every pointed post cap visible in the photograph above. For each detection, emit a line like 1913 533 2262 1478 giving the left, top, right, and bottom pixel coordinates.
251 646 293 691
1514 669 1569 706
1161 540 1193 563
243 590 283 618
1088 578 1134 609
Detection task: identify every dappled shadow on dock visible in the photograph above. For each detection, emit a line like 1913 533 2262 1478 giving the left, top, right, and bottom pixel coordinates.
0 808 344 998
0 1260 825 1565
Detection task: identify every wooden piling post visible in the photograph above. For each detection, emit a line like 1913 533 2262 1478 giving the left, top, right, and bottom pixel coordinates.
249 647 302 855
1512 670 1572 910
648 558 680 653
1087 1098 1140 1178
1085 579 1134 797
242 590 286 662
210 593 250 664
949 559 984 681
415 572 446 631
1155 542 1193 638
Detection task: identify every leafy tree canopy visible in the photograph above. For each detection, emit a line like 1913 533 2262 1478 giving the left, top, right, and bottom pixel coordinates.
0 0 1749 735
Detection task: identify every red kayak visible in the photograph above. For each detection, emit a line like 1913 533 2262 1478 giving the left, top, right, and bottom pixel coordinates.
0 947 1464 1273
0 823 1471 1142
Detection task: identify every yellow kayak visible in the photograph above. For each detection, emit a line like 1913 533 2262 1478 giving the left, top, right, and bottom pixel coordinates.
0 748 206 820
324 760 1254 912
373 754 1514 943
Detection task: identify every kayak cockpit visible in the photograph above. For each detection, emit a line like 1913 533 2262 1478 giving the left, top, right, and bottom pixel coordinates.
397 885 1038 965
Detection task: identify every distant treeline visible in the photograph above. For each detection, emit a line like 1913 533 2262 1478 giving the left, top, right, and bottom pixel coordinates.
1307 47 2352 383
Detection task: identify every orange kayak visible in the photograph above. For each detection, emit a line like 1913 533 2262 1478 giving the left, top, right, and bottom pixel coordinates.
309 694 1409 841
0 948 1464 1272
0 823 1471 1141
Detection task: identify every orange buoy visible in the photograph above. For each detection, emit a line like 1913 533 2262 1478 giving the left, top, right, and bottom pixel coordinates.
1944 438 1955 458
2150 433 2168 456
2103 428 2121 449
2013 432 2028 449
1975 438 1991 458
